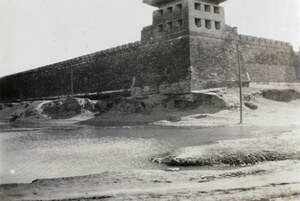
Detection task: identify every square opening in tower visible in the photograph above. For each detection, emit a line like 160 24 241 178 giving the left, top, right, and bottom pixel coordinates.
158 9 163 16
195 18 201 27
158 24 163 32
166 22 173 30
215 21 221 30
176 19 183 28
176 4 182 12
214 7 220 14
195 3 201 11
167 7 173 14
204 5 211 12
205 20 211 29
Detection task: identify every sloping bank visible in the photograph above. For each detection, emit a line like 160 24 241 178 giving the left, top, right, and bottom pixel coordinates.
152 129 300 166
0 97 97 124
0 88 299 127
0 90 229 125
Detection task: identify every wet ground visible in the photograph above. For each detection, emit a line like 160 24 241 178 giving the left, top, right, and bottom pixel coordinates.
0 122 292 184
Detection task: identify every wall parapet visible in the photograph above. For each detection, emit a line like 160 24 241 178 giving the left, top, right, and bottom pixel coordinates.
238 34 292 50
1 41 141 80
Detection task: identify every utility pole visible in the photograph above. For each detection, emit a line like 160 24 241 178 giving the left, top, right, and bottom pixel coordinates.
70 63 74 97
236 44 243 124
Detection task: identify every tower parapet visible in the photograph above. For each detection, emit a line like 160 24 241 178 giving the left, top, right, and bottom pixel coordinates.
189 0 227 37
141 0 228 43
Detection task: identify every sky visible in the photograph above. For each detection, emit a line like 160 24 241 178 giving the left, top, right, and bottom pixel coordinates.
0 0 299 77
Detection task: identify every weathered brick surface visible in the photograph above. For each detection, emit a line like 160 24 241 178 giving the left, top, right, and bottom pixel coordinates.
1 67 71 100
238 35 298 83
1 33 298 101
71 36 190 95
190 35 249 90
0 37 190 101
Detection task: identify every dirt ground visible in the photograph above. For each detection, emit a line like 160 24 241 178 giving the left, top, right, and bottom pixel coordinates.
1 160 300 200
1 83 300 200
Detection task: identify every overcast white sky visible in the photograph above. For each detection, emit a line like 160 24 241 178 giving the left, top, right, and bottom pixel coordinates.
0 0 299 77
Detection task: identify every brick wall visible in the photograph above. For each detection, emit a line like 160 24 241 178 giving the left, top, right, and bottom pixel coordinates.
0 32 298 102
238 34 298 83
189 35 249 90
0 37 191 101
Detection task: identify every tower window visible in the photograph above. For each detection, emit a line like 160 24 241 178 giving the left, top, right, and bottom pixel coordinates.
195 3 201 11
158 9 163 16
205 20 211 29
158 24 163 32
195 18 201 27
176 19 183 28
176 4 182 12
215 21 221 30
166 22 173 30
167 7 173 14
204 5 211 12
214 7 220 14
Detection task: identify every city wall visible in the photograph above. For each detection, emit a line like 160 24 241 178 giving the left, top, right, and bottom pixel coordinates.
1 0 299 102
0 33 299 102
0 37 191 101
237 34 298 83
186 33 299 90
190 35 249 90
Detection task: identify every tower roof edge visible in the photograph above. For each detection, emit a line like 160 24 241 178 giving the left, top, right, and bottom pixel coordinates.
143 0 227 7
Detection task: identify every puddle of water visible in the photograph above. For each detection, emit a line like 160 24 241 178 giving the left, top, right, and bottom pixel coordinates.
0 123 293 184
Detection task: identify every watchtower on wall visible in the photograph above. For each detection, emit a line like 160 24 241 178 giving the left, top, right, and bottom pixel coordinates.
142 0 228 43
142 0 249 90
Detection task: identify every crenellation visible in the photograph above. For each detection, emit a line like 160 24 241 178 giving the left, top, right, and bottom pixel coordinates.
1 40 141 82
265 39 271 45
134 41 141 46
238 34 293 50
128 43 134 48
259 38 266 45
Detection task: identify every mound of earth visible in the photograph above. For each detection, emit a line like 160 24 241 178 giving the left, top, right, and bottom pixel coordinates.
0 97 98 123
262 89 300 102
109 96 157 115
0 101 47 123
42 97 96 119
151 129 300 166
2 86 300 126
